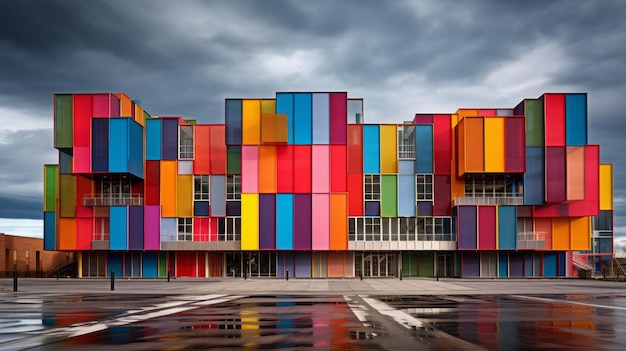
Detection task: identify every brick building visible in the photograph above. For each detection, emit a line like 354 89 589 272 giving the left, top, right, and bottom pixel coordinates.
1 233 68 277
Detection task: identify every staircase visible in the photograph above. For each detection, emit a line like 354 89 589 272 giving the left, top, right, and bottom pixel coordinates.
572 255 594 272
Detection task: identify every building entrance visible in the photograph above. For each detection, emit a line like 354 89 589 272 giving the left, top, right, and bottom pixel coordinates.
436 252 455 278
355 252 398 277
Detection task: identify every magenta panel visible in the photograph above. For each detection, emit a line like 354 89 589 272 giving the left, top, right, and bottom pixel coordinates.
311 145 330 193
311 194 330 250
293 194 312 250
478 206 496 250
433 175 451 216
433 115 451 174
93 94 113 117
73 146 91 173
144 206 160 250
505 117 526 172
545 146 566 203
241 145 259 193
329 93 347 144
413 114 433 124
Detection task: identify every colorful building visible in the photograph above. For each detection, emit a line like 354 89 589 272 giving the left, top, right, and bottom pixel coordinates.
43 92 614 278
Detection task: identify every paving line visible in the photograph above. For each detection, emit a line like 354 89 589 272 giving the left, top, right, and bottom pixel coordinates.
512 295 626 311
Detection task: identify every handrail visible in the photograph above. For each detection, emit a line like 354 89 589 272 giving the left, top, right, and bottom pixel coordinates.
454 196 523 206
83 194 143 206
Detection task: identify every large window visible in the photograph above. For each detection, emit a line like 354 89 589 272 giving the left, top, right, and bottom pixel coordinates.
365 217 381 241
416 175 433 200
350 217 453 242
464 174 518 198
397 125 416 159
218 217 241 241
364 175 381 200
194 175 210 200
179 125 194 159
417 217 453 241
227 175 241 200
177 218 193 241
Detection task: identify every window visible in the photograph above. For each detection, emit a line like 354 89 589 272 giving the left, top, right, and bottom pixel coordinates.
365 217 381 241
464 174 518 198
397 125 416 159
179 125 194 159
416 175 433 200
364 175 381 200
194 175 210 200
177 218 193 241
218 217 241 241
227 175 241 200
399 217 416 241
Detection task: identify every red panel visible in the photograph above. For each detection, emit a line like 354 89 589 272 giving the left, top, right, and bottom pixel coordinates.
532 203 562 217
276 145 294 193
433 115 451 174
544 94 566 146
210 125 227 174
132 181 143 196
210 218 218 242
433 175 451 216
413 114 433 124
293 145 312 193
535 218 553 250
197 253 205 278
176 252 195 277
194 218 209 242
93 94 112 117
505 117 526 172
478 206 496 250
347 125 363 174
76 217 93 250
347 173 363 216
73 146 91 174
545 146 566 203
329 93 347 144
194 125 212 174
75 175 93 218
330 145 347 192
73 94 92 147
145 161 160 206
478 109 497 116
568 145 600 216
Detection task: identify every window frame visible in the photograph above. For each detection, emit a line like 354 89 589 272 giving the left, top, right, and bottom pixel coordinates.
194 175 210 201
177 218 193 241
416 174 433 201
179 125 194 160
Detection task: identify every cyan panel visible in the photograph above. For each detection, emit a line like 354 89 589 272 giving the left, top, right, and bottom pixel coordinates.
294 93 312 144
276 93 294 144
44 211 56 250
415 124 433 173
110 206 128 250
565 94 587 146
523 147 544 205
312 93 330 144
128 119 143 178
142 252 158 278
276 194 294 250
498 253 508 277
363 125 380 173
497 206 517 249
398 160 415 175
109 118 128 173
544 253 557 277
210 175 226 216
146 118 162 160
398 175 416 216
225 99 242 145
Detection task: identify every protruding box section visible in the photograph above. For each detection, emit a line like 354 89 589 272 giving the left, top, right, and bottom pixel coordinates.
261 114 288 144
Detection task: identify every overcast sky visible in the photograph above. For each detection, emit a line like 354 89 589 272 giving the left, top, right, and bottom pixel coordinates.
0 0 624 245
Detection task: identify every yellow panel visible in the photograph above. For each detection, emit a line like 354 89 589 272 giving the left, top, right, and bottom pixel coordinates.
176 175 193 217
379 125 397 173
451 114 459 127
261 99 276 114
135 105 145 127
600 164 613 210
570 217 591 250
242 100 261 145
258 146 276 193
552 218 570 250
160 161 177 217
241 194 259 250
484 117 505 172
566 147 585 201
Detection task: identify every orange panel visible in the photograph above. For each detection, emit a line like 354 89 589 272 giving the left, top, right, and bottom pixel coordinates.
261 114 288 144
566 147 585 201
457 109 478 121
570 217 590 250
465 117 484 172
193 125 211 174
330 193 348 250
327 252 346 278
552 218 570 250
456 119 466 177
117 93 133 117
258 146 277 193
535 218 552 250
58 218 77 250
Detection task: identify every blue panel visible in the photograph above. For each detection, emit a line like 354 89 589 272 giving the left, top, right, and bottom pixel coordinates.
226 201 241 216
294 251 312 278
109 118 128 173
398 160 414 175
565 94 587 146
128 206 144 250
128 119 143 178
398 175 416 216
458 206 477 249
498 253 508 277
312 93 330 144
497 206 517 249
524 253 533 277
107 252 123 277
363 125 380 173
462 252 480 277
365 201 380 216
225 99 242 145
209 175 226 216
294 93 312 144
142 252 158 278
415 124 433 173
544 253 557 277
146 118 162 160
276 194 294 250
132 251 141 277
276 93 294 144
92 118 109 172
194 201 209 216
44 211 56 250
558 252 566 277
417 201 433 216
523 146 544 205
110 206 128 250
161 118 178 160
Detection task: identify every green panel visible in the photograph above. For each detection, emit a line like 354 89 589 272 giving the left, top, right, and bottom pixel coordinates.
381 175 397 217
402 251 419 277
59 174 76 218
143 111 151 120
525 99 545 147
419 252 434 277
44 165 58 212
158 252 167 278
55 95 73 149
227 146 241 174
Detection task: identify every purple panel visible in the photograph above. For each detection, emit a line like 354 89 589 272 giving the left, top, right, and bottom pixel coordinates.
294 251 312 278
259 194 276 250
161 118 178 160
365 201 380 216
329 93 347 144
128 206 144 250
144 206 160 250
293 194 312 250
110 94 120 117
458 206 477 249
226 201 241 216
417 201 432 216
462 252 480 277
509 252 524 277
414 114 433 124
545 146 566 203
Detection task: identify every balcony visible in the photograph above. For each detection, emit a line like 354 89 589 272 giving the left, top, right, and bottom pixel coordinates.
453 195 523 206
83 194 143 206
517 232 546 249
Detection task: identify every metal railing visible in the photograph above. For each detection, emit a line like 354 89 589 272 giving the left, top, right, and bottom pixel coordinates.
454 195 523 206
83 194 143 206
517 231 546 249
397 144 416 159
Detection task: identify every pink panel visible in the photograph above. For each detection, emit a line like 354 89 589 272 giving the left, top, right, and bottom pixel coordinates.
311 194 330 250
93 94 112 117
144 206 160 250
73 146 91 173
311 145 330 193
478 109 497 116
478 206 496 250
241 145 258 193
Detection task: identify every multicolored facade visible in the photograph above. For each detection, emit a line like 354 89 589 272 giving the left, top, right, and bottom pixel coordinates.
43 92 614 278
